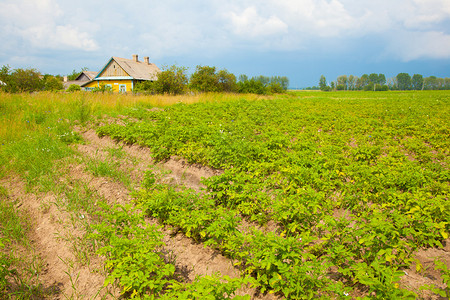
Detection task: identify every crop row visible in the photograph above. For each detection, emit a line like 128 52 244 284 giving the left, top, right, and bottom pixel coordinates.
96 93 449 298
90 201 252 299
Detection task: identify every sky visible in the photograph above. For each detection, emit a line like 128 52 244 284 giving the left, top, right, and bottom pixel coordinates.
0 0 449 88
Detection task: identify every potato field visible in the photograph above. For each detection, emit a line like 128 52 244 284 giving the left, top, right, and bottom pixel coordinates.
0 91 449 299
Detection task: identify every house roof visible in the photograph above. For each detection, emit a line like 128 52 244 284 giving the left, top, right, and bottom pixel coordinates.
75 71 98 81
95 56 160 81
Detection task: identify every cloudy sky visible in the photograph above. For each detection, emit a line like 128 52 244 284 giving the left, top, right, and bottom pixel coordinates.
0 0 449 87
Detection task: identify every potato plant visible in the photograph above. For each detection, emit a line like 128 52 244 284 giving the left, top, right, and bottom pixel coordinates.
97 91 449 298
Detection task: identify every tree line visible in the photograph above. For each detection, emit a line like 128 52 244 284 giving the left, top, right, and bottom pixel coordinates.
317 73 450 91
135 65 289 95
0 64 289 95
0 65 64 93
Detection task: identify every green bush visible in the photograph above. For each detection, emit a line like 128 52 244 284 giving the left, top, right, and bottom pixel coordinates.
43 75 64 91
0 65 43 93
190 65 221 93
237 78 266 94
66 84 81 92
135 65 188 95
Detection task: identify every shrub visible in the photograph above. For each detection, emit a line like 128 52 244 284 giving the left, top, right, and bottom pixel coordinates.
67 84 81 92
92 84 112 93
43 75 64 91
375 84 389 91
267 82 284 94
237 78 266 94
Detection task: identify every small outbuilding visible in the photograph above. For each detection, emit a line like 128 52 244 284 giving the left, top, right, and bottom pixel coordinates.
63 71 98 90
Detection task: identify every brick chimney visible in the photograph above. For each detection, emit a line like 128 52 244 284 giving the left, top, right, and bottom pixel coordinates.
144 56 149 65
132 54 138 62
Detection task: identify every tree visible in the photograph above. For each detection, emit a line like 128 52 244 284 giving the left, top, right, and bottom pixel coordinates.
217 69 237 93
237 77 266 94
424 76 438 90
238 74 249 82
319 75 329 91
412 74 423 90
236 74 289 94
190 65 220 92
348 75 357 90
337 75 348 90
0 65 11 91
374 84 389 91
387 77 398 90
356 74 369 90
67 67 89 81
444 78 450 90
135 65 188 95
364 82 374 91
10 68 43 92
254 75 270 87
437 78 444 90
369 73 379 85
270 76 289 90
267 81 284 93
43 75 64 91
378 74 386 86
396 73 412 90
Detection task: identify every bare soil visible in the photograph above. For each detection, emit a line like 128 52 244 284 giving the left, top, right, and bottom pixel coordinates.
0 176 118 299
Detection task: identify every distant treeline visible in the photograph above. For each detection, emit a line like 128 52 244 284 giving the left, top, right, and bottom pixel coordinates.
135 65 289 95
316 73 450 91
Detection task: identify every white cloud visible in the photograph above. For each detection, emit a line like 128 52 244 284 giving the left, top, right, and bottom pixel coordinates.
21 25 98 51
388 30 450 61
0 0 98 52
228 6 288 38
1 0 450 72
221 0 450 59
276 0 357 36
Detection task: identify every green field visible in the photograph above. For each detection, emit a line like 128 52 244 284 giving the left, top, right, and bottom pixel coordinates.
0 90 449 299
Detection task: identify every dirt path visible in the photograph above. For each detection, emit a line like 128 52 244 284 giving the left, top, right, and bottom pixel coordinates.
0 176 117 299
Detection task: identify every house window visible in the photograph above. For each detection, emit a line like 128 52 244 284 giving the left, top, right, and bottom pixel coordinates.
119 84 126 93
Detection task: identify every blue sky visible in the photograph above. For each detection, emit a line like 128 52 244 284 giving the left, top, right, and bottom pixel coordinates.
0 0 449 88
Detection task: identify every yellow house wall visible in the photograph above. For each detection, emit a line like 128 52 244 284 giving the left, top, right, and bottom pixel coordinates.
98 79 133 92
83 80 134 92
83 81 98 89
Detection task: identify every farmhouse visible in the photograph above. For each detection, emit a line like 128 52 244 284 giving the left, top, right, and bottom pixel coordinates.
81 55 160 92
